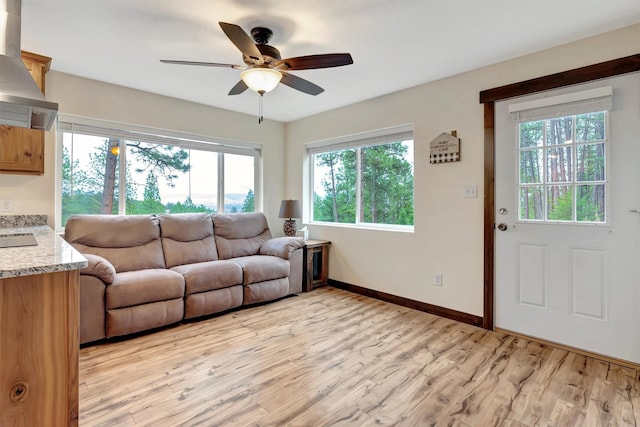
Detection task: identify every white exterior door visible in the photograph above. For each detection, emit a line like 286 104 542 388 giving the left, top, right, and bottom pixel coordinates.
494 73 640 363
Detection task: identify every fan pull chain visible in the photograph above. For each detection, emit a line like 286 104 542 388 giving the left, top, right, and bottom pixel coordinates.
258 91 265 124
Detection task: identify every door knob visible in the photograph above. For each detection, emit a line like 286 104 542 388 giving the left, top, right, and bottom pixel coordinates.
497 223 508 231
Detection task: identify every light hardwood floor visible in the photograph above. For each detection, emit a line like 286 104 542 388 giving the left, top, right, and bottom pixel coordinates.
79 287 640 426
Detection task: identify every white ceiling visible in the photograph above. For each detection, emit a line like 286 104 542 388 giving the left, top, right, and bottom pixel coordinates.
20 0 640 123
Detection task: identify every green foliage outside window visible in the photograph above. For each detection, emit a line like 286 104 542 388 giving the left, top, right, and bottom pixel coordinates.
61 137 255 226
313 140 414 226
518 112 606 223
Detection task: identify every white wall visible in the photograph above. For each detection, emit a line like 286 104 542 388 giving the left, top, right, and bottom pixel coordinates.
0 72 286 228
284 24 640 317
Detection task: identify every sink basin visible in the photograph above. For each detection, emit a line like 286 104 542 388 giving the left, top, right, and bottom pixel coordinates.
0 233 38 248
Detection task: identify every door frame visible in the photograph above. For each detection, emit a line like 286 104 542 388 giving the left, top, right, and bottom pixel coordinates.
479 53 640 330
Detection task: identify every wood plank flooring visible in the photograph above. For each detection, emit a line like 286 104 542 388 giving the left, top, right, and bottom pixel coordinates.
79 287 640 426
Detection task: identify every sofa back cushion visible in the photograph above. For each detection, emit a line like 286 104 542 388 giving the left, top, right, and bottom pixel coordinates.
65 214 165 272
213 212 272 259
158 213 218 268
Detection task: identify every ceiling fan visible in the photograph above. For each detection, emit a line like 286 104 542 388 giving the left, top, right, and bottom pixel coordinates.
160 22 353 98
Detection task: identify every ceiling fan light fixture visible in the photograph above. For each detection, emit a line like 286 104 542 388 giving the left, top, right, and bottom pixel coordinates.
241 68 282 94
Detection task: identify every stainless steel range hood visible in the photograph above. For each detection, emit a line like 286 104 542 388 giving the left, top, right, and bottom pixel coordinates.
0 0 57 130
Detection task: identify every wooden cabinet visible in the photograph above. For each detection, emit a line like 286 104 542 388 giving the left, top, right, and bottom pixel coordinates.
0 270 79 426
0 51 52 175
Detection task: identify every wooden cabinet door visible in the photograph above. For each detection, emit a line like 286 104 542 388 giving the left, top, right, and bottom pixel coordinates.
0 52 51 175
0 126 45 173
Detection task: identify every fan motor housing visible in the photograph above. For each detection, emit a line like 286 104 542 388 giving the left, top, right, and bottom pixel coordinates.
257 44 281 61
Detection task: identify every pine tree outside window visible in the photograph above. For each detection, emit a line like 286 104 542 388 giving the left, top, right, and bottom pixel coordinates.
510 86 611 224
307 125 414 230
58 117 259 228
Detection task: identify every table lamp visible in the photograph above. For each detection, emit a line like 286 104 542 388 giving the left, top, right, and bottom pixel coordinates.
278 199 302 237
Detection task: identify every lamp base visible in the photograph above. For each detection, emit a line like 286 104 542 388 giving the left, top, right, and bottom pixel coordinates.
283 219 297 237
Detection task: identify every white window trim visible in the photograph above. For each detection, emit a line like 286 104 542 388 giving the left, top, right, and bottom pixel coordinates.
306 123 414 154
55 115 261 230
306 124 415 232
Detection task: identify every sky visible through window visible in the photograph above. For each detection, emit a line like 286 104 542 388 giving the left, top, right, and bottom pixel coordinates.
64 133 254 212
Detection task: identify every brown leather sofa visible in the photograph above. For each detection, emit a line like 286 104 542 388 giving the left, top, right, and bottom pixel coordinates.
64 212 305 345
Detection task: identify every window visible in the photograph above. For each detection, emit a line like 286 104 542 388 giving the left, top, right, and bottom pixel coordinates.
58 117 260 228
511 87 610 223
307 125 414 229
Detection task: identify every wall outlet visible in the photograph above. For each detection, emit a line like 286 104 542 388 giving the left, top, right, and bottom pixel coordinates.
0 198 13 212
434 274 443 286
464 185 478 198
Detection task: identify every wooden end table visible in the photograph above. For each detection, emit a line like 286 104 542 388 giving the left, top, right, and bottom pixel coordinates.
303 240 331 292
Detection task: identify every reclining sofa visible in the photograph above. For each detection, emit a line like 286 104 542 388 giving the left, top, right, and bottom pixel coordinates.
64 212 305 345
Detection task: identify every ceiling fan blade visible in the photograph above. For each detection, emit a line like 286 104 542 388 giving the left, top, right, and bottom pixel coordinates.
228 80 248 95
219 22 264 65
160 59 244 69
275 53 353 70
280 72 324 96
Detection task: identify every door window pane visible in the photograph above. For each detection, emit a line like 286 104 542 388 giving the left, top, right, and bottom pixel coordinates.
519 186 544 220
547 185 573 221
577 184 605 222
576 143 605 182
576 112 605 142
546 117 573 145
546 146 572 183
517 111 606 224
520 149 543 184
519 121 544 148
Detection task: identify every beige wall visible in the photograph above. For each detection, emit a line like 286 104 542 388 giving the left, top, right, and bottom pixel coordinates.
284 24 640 317
0 72 286 229
2 23 639 317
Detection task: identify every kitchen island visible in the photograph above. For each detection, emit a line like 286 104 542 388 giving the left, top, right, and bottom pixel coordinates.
0 217 87 426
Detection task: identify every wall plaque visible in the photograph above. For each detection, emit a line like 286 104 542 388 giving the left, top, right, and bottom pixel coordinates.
429 131 460 164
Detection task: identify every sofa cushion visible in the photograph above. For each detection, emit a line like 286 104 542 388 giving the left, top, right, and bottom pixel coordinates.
243 278 289 305
107 269 185 310
213 212 272 259
158 213 218 268
65 214 165 272
232 255 289 285
107 299 184 338
170 260 242 295
184 285 243 319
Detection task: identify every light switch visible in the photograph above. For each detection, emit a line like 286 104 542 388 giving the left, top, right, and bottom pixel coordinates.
464 185 478 198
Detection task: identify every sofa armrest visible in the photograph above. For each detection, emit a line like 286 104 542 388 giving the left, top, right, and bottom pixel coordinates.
80 253 116 284
260 237 305 259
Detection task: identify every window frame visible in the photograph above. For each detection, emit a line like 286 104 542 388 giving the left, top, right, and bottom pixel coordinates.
306 124 415 232
510 88 611 226
55 115 261 230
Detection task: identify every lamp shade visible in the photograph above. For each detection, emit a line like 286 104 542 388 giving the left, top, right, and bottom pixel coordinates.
278 199 302 219
241 68 282 94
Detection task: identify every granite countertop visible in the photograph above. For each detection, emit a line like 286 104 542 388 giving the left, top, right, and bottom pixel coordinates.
0 225 87 279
